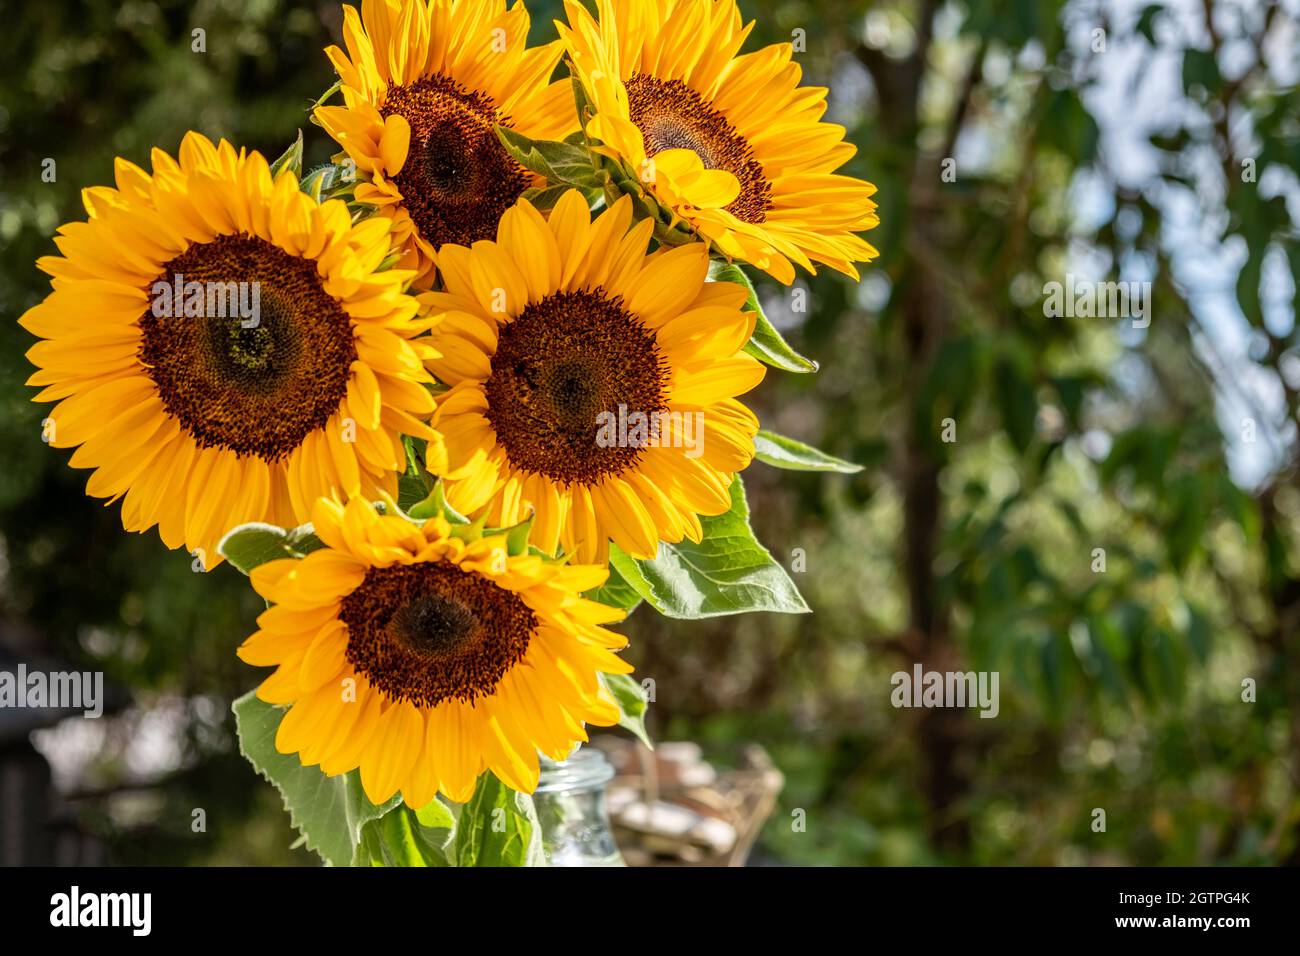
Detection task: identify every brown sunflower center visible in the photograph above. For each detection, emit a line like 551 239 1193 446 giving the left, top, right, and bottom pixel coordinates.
339 561 536 707
380 74 530 249
483 290 669 485
137 233 356 462
625 74 771 224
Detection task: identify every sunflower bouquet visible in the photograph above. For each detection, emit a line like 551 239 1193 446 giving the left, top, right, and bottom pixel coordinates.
21 0 877 867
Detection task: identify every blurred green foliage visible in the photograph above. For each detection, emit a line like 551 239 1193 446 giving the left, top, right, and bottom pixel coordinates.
1 0 1297 865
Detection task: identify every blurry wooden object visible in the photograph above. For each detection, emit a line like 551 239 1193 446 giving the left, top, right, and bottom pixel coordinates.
593 737 783 866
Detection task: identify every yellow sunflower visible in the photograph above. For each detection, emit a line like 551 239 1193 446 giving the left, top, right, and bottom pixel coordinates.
237 495 628 805
314 0 578 287
425 189 764 565
20 132 443 567
559 0 880 284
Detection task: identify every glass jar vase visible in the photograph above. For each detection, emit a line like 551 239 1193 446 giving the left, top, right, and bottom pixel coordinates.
534 748 625 867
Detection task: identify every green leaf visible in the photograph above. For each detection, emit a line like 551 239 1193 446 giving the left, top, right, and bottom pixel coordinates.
920 334 987 429
1040 90 1099 163
269 129 304 180
407 479 471 524
522 181 601 210
233 692 398 866
397 472 430 512
397 435 433 510
1185 603 1212 663
708 262 818 373
1182 48 1220 96
993 349 1037 453
451 772 544 867
600 155 679 234
1236 243 1263 324
355 804 455 867
1163 473 1204 571
504 513 535 556
601 672 653 748
1135 3 1163 45
1051 374 1086 430
584 560 643 612
218 522 324 574
753 429 862 473
417 797 456 830
610 477 810 618
300 161 354 201
495 125 601 191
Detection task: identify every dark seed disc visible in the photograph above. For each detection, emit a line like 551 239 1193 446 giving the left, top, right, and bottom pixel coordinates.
381 74 530 249
138 233 356 462
626 74 772 224
339 561 537 707
483 290 670 485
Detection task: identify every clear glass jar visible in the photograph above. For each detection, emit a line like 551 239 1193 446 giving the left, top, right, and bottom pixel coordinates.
534 748 625 866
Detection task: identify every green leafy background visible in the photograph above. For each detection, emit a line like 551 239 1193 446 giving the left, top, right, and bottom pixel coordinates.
1 0 1298 865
